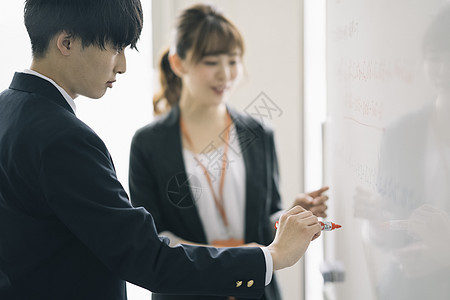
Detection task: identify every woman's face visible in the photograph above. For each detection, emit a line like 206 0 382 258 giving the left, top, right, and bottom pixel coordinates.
181 48 243 106
423 46 450 97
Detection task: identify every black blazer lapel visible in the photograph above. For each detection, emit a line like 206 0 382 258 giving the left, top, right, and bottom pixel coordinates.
155 106 208 243
228 107 267 243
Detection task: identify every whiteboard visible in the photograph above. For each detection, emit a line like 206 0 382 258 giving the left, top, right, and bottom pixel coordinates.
324 1 450 299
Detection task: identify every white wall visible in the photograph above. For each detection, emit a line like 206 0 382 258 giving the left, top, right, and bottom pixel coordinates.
0 3 32 88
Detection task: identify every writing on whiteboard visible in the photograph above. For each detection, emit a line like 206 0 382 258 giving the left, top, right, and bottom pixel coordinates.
337 58 415 83
332 20 359 42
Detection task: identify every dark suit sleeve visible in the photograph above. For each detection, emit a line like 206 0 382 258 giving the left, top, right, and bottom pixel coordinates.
39 125 266 297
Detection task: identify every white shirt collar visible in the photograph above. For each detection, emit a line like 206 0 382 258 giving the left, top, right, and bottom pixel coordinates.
22 69 77 114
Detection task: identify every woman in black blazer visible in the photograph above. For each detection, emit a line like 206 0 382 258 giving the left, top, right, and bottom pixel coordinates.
129 4 329 300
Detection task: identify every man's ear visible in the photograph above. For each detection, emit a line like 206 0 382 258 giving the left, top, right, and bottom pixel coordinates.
168 53 186 77
56 32 74 56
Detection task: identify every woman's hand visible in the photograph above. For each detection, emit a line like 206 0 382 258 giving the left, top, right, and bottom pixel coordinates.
292 186 329 218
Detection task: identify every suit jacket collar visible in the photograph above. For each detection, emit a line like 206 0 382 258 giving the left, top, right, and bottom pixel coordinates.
9 72 75 115
228 106 267 242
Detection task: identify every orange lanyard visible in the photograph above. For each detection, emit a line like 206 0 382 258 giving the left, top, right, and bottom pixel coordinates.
180 112 233 232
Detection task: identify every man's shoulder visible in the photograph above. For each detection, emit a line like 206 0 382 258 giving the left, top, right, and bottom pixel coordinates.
1 87 96 145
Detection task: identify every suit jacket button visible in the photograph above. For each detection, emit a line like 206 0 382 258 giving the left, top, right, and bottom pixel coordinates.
247 280 254 287
236 281 243 287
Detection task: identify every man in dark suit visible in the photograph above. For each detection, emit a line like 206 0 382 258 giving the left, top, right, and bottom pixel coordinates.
0 0 322 299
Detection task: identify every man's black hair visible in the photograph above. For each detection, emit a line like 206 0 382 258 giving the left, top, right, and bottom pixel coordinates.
24 0 143 58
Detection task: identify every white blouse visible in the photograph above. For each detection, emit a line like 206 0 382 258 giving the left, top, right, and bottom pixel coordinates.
182 124 246 243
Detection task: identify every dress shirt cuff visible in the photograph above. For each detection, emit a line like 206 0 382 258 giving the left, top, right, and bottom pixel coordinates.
261 247 273 286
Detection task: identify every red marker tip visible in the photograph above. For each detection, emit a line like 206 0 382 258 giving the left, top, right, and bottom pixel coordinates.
319 221 342 231
275 220 341 231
